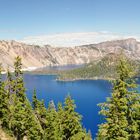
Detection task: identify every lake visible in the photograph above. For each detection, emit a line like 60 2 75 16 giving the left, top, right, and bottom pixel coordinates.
24 74 112 138
3 73 139 138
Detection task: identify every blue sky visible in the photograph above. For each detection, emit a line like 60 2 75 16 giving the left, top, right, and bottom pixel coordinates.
0 0 140 45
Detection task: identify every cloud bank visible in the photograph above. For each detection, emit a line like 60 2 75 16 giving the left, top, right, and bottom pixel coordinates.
19 32 140 47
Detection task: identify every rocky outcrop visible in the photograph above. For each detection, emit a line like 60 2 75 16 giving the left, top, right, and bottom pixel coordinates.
0 38 140 70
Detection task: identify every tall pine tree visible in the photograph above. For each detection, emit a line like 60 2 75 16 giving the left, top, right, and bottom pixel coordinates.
9 57 42 140
97 57 140 140
0 64 9 129
32 89 48 130
6 68 14 97
44 100 58 140
13 56 26 102
62 95 84 140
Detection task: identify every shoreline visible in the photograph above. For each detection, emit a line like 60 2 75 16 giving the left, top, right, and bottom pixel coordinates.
1 67 39 75
56 77 114 82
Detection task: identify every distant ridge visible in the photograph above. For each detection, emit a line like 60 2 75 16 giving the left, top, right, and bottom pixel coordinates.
0 38 140 70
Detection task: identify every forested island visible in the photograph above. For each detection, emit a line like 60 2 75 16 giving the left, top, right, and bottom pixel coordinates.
32 53 140 81
0 56 140 140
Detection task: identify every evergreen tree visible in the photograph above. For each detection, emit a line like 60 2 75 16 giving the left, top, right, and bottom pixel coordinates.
32 89 38 110
0 57 92 140
23 100 43 140
56 102 65 139
9 57 43 140
71 131 92 140
97 58 140 140
14 56 26 102
10 96 27 139
6 68 14 97
32 90 48 130
62 95 83 140
0 64 9 129
44 100 58 140
10 96 42 140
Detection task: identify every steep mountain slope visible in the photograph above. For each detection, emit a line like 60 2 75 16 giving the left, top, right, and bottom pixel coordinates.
58 53 140 81
0 38 140 70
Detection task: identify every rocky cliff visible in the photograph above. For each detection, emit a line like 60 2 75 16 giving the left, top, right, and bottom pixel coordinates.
0 38 140 70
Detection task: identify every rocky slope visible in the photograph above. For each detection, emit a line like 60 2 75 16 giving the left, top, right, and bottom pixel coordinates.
0 38 140 71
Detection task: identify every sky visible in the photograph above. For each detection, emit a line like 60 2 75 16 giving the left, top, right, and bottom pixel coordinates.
0 0 140 46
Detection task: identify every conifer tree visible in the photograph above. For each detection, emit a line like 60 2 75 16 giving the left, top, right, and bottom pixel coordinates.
32 90 48 130
97 58 140 140
0 64 9 129
9 57 43 140
10 96 43 140
71 131 92 140
62 95 83 140
44 100 58 140
32 89 38 110
56 102 65 139
1 56 93 140
14 56 26 102
6 68 14 97
23 100 43 140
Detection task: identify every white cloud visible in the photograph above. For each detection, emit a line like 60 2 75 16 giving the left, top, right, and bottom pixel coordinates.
19 32 140 47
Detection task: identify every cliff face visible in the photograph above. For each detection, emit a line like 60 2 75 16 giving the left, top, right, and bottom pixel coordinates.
0 38 140 70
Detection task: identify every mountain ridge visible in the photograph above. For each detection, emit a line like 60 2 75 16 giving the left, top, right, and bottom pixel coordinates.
0 38 140 70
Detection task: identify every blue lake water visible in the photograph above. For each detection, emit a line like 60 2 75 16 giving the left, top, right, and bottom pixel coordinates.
2 73 139 138
24 74 112 138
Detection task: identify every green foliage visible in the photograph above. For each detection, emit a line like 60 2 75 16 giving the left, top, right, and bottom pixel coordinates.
97 57 140 140
43 96 91 140
32 89 38 110
0 57 92 140
7 57 42 140
58 53 140 81
6 68 14 97
1 55 140 140
32 90 48 130
10 96 42 140
71 131 92 140
0 57 91 140
14 56 23 78
32 90 91 140
0 64 9 129
13 56 26 103
61 95 83 139
43 100 58 140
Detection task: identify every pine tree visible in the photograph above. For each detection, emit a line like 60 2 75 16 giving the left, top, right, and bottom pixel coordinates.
43 100 58 140
9 57 43 140
23 100 43 140
32 89 38 110
14 56 26 102
32 90 48 130
97 58 140 140
56 102 65 139
0 64 9 129
56 100 92 140
71 131 92 140
62 95 83 140
10 96 43 140
6 68 14 97
10 96 27 139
